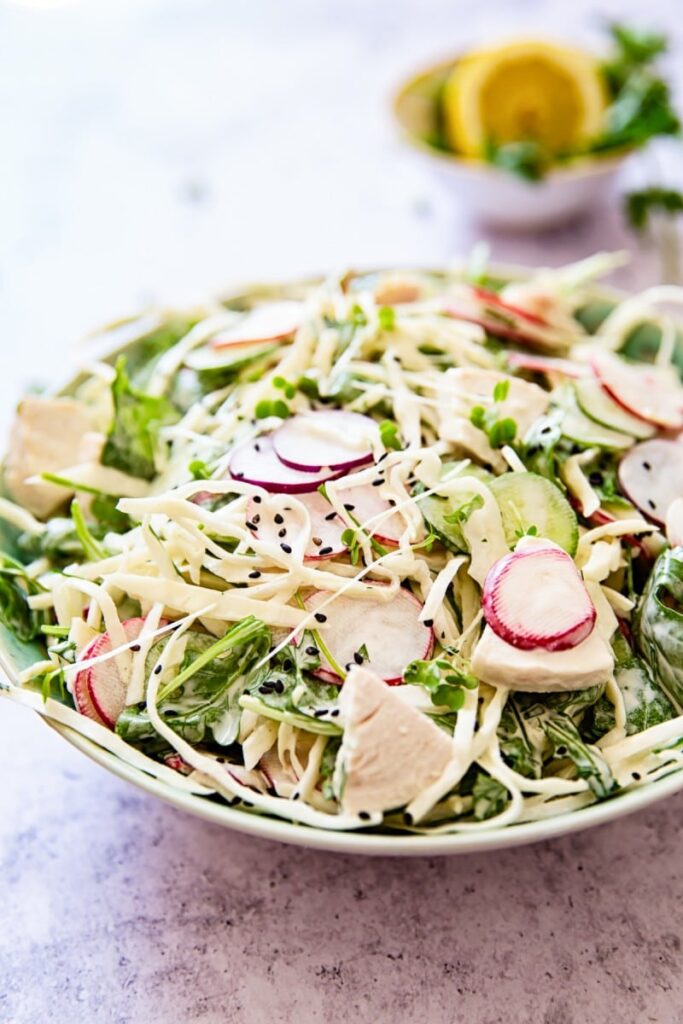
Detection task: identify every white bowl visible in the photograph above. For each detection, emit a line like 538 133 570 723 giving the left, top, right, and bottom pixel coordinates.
393 57 630 230
2 267 681 857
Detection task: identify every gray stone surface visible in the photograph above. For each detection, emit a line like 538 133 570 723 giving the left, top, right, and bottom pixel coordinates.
1 1 683 1022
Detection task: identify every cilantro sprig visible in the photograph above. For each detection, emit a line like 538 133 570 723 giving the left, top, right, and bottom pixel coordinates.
469 379 518 449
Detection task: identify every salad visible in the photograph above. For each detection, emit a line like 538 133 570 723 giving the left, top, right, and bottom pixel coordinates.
2 254 683 836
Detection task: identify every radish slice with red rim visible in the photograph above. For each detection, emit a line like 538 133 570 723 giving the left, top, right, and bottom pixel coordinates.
336 482 405 545
229 434 341 494
78 618 155 729
471 286 548 326
73 644 107 725
591 351 683 430
304 588 433 684
482 547 596 652
247 490 347 560
211 301 303 349
273 411 378 473
507 351 587 378
618 439 683 526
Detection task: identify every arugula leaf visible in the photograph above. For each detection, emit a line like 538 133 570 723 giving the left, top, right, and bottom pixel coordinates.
520 408 567 483
542 713 616 799
101 357 179 481
585 632 675 741
242 635 342 735
123 316 198 389
497 697 542 779
117 617 271 745
471 771 509 820
0 553 49 642
635 547 683 707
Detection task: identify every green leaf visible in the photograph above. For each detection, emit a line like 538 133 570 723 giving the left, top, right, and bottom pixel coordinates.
117 617 271 745
379 419 402 451
471 772 509 820
0 553 49 643
101 357 179 481
404 652 477 712
625 187 683 231
635 547 683 707
542 713 616 799
497 697 543 779
485 138 551 182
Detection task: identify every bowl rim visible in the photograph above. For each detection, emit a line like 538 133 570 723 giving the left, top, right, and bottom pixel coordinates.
391 54 632 183
6 262 682 857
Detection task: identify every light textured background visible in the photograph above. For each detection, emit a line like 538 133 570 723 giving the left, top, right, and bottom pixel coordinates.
1 2 683 1022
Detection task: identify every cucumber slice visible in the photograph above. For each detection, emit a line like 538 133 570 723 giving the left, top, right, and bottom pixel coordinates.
418 461 492 552
575 378 655 440
489 472 579 555
556 386 633 451
185 340 278 374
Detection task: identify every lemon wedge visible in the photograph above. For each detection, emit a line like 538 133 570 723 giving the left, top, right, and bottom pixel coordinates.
443 39 607 158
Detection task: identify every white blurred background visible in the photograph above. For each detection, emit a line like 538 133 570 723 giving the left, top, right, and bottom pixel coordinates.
1 0 681 433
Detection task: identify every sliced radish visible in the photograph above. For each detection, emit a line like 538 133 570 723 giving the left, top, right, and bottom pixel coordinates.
247 490 347 561
482 547 596 652
618 439 683 526
472 286 548 327
229 434 341 494
211 301 303 349
185 340 277 373
247 482 405 559
304 588 433 684
273 411 378 473
507 351 587 378
338 483 405 545
592 351 683 430
75 618 153 729
73 646 107 725
163 753 192 775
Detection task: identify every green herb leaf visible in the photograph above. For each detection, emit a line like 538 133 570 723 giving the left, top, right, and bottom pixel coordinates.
102 357 179 481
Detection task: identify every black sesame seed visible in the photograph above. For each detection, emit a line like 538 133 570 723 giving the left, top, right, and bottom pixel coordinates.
377 452 388 463
647 499 656 510
423 618 434 628
130 643 141 653
314 709 327 718
324 511 337 521
403 811 413 826
246 521 257 531
557 745 567 756
284 507 292 511
643 461 652 471
315 612 327 623
254 443 260 453
216 757 225 764
233 471 244 479
344 503 355 511
278 527 287 538
252 513 261 524
292 792 300 801
372 478 383 487
353 651 364 665
154 664 162 675
330 709 340 717
540 426 552 435
319 546 333 555
305 646 319 657
345 662 353 671
283 659 293 672
274 513 284 524
253 495 262 504
280 543 292 554
359 811 371 821
632 771 642 781
248 570 261 579
273 681 284 694
243 801 254 809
